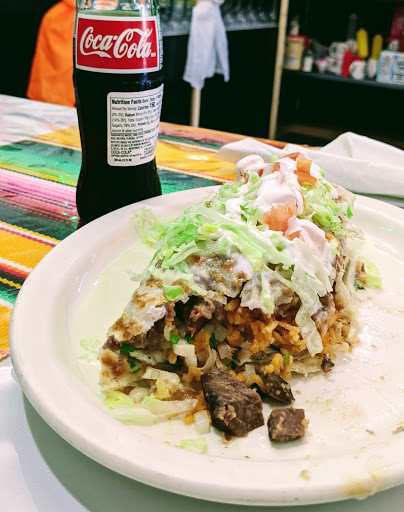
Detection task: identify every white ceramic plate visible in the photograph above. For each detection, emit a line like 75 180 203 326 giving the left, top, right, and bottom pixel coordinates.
10 188 404 506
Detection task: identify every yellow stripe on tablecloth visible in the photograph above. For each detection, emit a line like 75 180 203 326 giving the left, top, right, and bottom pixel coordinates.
156 141 236 181
0 230 54 269
0 220 60 245
32 128 237 181
0 304 12 357
34 126 81 150
0 277 21 290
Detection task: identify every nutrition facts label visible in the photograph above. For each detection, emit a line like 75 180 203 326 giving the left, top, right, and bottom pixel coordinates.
107 85 163 167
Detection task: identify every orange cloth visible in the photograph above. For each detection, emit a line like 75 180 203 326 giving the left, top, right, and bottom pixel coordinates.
27 0 75 107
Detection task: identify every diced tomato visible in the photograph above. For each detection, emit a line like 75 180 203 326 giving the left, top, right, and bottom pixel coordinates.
262 201 297 232
296 157 312 174
296 171 317 186
286 230 301 241
284 152 301 161
296 157 317 186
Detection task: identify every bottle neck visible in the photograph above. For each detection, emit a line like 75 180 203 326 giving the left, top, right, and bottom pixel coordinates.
76 0 158 16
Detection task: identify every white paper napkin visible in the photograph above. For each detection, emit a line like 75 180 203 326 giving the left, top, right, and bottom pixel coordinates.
215 132 404 206
183 0 230 90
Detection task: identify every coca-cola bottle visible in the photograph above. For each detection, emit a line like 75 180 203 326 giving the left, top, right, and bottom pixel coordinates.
73 0 163 224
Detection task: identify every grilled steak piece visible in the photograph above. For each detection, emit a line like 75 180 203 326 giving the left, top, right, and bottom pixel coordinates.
201 369 264 437
313 293 336 337
102 337 120 352
144 320 165 351
250 347 279 364
321 355 335 373
261 373 295 404
268 408 306 442
183 297 225 335
164 303 176 328
103 319 166 352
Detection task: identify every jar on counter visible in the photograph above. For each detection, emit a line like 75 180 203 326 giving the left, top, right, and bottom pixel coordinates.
284 35 306 70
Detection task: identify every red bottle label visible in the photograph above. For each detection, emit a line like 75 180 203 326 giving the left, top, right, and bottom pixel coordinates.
75 14 160 73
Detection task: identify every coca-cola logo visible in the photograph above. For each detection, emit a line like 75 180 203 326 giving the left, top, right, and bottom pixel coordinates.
75 15 159 73
80 27 153 59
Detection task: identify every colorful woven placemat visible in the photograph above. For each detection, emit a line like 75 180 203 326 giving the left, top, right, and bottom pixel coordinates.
0 123 240 359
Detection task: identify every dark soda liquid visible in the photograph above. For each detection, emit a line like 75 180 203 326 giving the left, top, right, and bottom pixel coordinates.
73 67 163 224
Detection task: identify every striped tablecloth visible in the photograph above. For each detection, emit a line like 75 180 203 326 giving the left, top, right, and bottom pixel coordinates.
0 95 285 359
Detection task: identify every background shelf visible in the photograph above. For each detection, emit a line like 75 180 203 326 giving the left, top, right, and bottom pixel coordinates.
283 69 404 91
272 0 404 146
163 21 278 37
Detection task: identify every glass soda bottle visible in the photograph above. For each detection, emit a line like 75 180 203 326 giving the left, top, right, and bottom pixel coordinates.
73 0 163 224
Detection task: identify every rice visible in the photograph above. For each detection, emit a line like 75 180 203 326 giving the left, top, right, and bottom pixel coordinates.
217 298 354 379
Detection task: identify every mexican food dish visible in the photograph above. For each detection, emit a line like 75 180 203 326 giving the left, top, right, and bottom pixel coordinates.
99 152 374 441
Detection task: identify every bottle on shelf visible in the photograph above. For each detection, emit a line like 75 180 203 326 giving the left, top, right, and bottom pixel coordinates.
284 13 305 70
301 38 314 72
289 14 300 35
356 28 369 59
346 13 358 44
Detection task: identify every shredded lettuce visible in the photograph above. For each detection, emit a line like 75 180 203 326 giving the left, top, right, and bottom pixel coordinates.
362 258 382 289
103 391 157 424
260 272 275 316
301 179 352 237
161 241 198 269
103 391 196 423
179 438 208 454
132 207 168 247
295 305 323 356
163 284 184 301
105 390 136 408
142 367 180 398
80 337 102 356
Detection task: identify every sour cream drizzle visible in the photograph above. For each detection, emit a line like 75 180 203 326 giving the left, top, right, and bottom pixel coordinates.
255 169 304 215
235 153 330 259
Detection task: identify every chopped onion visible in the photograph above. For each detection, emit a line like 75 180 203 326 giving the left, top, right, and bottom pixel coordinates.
244 363 256 387
164 325 171 341
217 342 232 360
141 398 197 417
173 340 198 367
194 410 210 434
214 325 229 342
197 348 217 374
238 342 253 365
131 350 166 365
142 367 180 386
203 323 215 335
129 387 149 403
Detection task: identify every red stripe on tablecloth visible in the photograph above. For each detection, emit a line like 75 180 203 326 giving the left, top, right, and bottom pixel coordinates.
0 262 29 280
